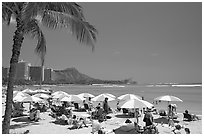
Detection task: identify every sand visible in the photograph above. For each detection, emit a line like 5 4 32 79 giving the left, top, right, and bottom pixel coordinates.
7 108 202 134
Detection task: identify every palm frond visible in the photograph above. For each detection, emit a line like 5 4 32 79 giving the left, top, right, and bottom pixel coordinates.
2 2 16 25
41 10 97 50
24 19 46 66
22 2 84 24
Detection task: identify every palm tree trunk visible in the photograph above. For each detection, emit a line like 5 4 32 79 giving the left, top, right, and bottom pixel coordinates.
2 16 24 134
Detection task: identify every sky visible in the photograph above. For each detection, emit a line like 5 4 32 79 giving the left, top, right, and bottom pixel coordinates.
2 2 202 84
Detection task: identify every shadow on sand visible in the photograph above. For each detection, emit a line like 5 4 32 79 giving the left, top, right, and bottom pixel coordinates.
154 117 179 124
10 122 40 129
115 114 134 118
10 116 40 130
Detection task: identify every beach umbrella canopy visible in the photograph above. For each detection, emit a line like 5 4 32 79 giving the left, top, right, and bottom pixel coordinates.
103 93 116 98
33 93 50 99
13 95 44 103
58 95 84 102
52 91 68 96
118 94 142 101
52 91 69 99
77 93 95 98
13 91 30 97
120 99 154 109
35 89 50 94
22 88 37 95
154 95 183 102
92 94 115 102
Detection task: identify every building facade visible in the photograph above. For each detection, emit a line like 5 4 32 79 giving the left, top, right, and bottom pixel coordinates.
29 66 44 82
15 60 30 80
44 68 53 81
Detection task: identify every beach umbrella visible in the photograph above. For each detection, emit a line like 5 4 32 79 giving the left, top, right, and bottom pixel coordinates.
77 93 95 98
120 99 153 109
33 93 50 99
103 93 116 98
92 94 115 102
154 95 183 102
51 91 68 96
52 91 69 99
118 94 142 101
13 95 44 103
13 91 30 97
58 95 84 102
35 89 50 94
22 88 36 95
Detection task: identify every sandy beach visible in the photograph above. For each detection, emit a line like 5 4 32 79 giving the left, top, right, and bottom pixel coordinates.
4 103 202 134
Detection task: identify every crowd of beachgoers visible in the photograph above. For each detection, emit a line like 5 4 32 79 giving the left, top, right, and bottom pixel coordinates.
1 87 202 134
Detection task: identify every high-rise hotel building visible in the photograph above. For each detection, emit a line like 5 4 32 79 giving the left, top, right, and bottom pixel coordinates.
29 66 44 82
15 60 31 80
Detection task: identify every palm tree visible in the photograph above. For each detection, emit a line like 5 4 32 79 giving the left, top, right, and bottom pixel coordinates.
2 2 97 134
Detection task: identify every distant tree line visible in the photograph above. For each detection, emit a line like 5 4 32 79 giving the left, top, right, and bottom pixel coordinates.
2 77 137 86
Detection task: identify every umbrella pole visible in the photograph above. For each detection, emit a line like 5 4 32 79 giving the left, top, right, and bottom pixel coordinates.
29 102 31 111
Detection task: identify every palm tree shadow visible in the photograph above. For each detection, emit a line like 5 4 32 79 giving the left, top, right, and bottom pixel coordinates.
10 122 40 129
12 116 30 123
154 117 179 124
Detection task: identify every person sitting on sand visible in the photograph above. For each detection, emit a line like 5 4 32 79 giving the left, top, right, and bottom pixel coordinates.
96 105 104 120
68 115 88 130
172 124 181 134
185 128 190 134
29 108 40 122
91 118 111 134
112 119 143 134
184 110 200 121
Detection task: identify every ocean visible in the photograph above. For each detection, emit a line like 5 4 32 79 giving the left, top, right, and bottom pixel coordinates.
46 84 202 115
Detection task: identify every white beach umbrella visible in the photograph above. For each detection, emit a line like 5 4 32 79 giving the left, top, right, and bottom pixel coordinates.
120 99 153 109
118 94 142 101
77 93 95 98
13 91 30 97
52 91 69 99
13 95 44 103
59 95 84 102
35 89 50 94
154 95 183 102
52 91 68 96
22 88 36 95
33 93 50 99
92 94 115 102
103 93 116 98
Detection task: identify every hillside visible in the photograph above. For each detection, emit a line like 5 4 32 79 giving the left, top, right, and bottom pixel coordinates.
52 67 98 83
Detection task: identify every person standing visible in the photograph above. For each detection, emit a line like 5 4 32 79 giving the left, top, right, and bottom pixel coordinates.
103 97 109 121
135 108 140 123
143 108 153 127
